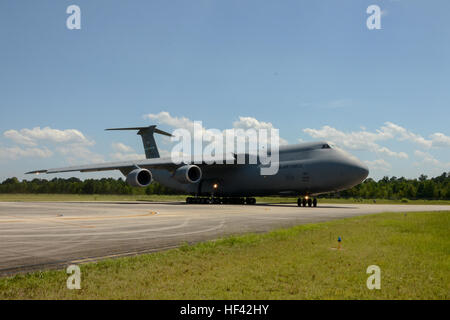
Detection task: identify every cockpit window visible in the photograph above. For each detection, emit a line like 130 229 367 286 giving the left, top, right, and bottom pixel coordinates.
322 144 331 149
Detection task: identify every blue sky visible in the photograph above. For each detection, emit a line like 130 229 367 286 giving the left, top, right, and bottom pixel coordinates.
0 0 449 181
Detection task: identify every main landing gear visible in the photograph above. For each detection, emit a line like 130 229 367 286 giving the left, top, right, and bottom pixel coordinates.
186 197 256 205
297 197 317 207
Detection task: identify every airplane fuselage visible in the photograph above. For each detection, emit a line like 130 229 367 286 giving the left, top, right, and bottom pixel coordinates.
151 141 369 197
27 124 369 201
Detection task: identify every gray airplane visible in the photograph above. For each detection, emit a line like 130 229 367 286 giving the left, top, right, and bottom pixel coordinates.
27 125 369 207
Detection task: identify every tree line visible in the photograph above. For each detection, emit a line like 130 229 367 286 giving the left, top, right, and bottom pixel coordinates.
0 177 182 195
326 172 450 200
0 172 449 200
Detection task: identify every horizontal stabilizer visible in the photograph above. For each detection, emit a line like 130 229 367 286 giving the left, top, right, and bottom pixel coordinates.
106 125 172 159
105 125 173 137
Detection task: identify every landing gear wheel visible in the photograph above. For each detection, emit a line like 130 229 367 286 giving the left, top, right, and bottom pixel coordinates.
297 198 302 207
302 198 307 207
313 198 317 207
307 198 312 207
246 197 256 205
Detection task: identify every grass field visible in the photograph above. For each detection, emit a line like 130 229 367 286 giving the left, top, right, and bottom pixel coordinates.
0 210 448 299
0 193 449 205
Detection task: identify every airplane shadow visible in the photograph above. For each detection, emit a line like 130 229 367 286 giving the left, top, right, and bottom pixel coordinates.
253 203 357 209
99 201 358 209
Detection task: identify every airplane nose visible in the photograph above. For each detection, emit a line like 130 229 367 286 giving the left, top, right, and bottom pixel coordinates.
356 162 369 181
340 158 369 188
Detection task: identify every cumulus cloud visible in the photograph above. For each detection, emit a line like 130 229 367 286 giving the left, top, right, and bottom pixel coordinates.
303 125 408 159
233 117 276 131
377 147 408 159
379 122 432 148
144 112 196 132
1 126 101 164
112 142 135 153
429 133 450 147
56 146 105 164
233 116 288 145
110 142 169 161
0 146 53 160
364 159 391 172
110 152 145 161
144 111 289 146
110 142 145 161
4 127 94 147
413 150 450 169
303 121 450 152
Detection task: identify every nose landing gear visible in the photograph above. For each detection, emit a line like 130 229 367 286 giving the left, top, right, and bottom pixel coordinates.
297 197 318 207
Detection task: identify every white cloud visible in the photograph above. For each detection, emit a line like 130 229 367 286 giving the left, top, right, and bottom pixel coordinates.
413 150 450 169
0 146 53 160
364 159 391 172
3 127 94 147
56 146 105 165
377 147 409 159
429 133 450 147
1 126 100 164
379 122 432 148
302 125 408 159
144 111 208 145
110 142 147 161
303 121 450 159
110 152 145 161
112 142 135 153
233 117 275 131
144 112 196 131
233 116 288 145
144 112 289 146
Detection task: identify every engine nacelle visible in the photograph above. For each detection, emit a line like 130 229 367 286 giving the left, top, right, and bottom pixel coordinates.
126 168 153 187
173 165 202 184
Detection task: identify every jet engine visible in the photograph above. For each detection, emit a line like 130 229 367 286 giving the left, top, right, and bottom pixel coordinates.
173 165 202 184
126 168 153 187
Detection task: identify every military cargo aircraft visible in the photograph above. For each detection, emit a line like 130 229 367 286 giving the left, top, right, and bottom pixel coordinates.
27 125 369 207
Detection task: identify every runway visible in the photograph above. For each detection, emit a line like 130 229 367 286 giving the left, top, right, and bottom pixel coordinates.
0 201 449 276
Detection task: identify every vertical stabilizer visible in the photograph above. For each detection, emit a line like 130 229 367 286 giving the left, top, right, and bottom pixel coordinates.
105 125 173 159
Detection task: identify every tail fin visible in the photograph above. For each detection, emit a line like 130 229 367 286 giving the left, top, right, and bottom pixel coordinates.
106 125 173 159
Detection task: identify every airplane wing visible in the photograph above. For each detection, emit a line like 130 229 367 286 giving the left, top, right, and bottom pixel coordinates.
25 154 239 175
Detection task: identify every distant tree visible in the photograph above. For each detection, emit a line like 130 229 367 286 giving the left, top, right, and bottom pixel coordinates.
1 173 449 200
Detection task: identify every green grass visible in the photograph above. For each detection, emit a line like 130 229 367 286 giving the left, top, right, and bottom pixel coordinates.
0 211 448 299
0 193 449 205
